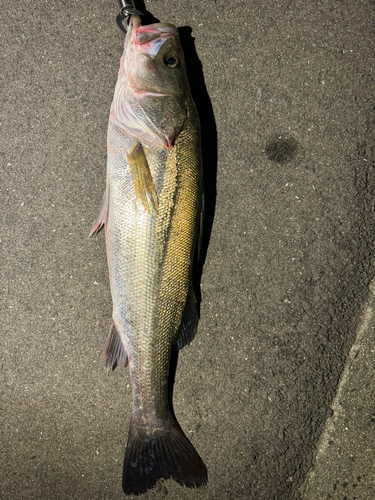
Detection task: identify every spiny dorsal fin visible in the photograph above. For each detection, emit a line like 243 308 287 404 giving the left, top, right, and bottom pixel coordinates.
127 142 158 213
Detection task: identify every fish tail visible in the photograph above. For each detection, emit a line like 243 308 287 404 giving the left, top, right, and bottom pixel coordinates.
122 418 207 495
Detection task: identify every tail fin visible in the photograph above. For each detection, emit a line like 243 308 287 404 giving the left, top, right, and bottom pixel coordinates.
122 420 207 495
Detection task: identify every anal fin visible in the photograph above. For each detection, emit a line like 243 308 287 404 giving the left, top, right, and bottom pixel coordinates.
127 142 158 213
105 319 128 372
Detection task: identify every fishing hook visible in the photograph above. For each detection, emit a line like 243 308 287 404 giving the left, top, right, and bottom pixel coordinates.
116 0 144 34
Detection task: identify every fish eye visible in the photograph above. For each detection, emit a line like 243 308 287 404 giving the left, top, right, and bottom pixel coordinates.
164 55 179 68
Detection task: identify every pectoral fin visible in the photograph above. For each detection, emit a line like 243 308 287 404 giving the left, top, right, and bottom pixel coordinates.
127 142 158 213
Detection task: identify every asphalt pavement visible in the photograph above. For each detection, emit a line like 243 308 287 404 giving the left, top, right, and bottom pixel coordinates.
302 281 375 499
1 1 374 499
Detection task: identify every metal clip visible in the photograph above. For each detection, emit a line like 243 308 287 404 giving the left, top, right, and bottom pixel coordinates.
116 0 143 34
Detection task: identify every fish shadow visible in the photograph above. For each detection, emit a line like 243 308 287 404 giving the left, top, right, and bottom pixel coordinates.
171 26 218 419
178 25 218 299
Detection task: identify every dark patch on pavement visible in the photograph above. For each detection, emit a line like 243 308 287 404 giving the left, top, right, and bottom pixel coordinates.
265 136 298 164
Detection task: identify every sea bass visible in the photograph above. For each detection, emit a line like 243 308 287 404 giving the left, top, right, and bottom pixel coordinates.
90 15 207 495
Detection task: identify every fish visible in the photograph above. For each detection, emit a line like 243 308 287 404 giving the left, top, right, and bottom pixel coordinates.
89 15 207 495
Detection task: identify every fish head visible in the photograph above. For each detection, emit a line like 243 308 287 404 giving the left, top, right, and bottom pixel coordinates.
112 16 189 149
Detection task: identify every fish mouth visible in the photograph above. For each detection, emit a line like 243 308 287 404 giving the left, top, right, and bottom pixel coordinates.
130 16 179 57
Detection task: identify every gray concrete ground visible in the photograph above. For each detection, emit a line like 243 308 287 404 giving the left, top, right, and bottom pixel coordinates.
302 281 375 500
1 1 375 499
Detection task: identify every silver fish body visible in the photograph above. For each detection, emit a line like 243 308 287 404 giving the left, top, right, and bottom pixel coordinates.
90 15 206 495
